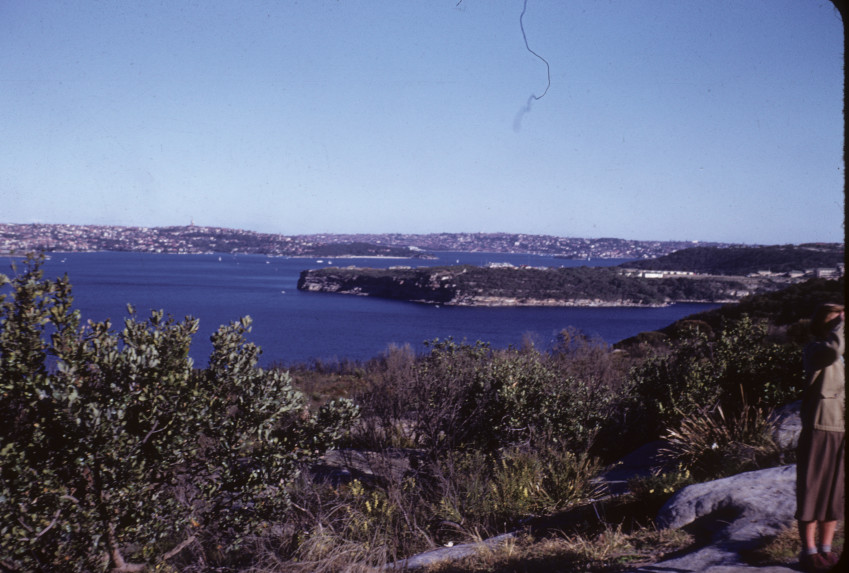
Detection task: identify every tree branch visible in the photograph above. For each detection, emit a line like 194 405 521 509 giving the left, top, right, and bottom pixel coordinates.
162 535 197 561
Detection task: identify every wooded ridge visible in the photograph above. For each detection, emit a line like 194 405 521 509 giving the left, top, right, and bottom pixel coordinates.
297 264 761 306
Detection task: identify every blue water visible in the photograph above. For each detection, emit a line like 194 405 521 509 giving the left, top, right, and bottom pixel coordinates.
3 252 719 367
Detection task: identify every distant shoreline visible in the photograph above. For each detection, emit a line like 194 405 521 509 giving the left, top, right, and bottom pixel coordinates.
0 223 745 260
1 251 422 259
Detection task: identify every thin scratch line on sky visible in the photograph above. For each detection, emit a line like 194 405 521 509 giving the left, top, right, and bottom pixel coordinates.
520 0 550 100
515 0 551 131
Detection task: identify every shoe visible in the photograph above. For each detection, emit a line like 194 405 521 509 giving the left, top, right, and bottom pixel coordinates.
799 552 830 572
818 551 839 569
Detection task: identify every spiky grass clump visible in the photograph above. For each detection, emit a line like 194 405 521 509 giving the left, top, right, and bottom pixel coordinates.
434 446 605 537
660 391 782 480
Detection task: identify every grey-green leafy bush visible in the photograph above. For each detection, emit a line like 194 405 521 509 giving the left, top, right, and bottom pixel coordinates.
0 254 358 572
357 338 616 456
628 316 801 436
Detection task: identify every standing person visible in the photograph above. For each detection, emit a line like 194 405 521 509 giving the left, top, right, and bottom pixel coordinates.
797 303 844 572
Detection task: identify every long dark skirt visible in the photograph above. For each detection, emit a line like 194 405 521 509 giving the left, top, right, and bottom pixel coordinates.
795 428 845 521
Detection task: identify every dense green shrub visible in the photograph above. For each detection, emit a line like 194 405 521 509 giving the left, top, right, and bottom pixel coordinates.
627 315 802 436
0 255 358 571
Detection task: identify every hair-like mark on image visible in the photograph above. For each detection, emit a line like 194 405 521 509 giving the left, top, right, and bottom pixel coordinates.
514 0 551 131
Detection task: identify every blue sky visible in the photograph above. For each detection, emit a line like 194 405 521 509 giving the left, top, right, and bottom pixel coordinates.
0 0 843 244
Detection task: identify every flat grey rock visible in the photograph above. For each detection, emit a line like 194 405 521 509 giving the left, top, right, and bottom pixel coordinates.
657 465 797 538
636 465 799 572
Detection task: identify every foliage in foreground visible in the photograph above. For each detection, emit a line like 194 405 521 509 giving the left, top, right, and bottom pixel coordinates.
0 255 358 572
628 315 802 436
1 253 831 572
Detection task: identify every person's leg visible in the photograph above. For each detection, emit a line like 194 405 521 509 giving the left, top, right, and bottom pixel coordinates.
798 521 821 571
799 520 818 552
818 520 840 567
820 520 837 549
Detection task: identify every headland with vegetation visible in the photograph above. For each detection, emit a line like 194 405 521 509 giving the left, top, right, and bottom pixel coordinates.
297 244 843 307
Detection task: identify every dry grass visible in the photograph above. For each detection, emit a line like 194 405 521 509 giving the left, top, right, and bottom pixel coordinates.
423 527 695 573
741 522 844 567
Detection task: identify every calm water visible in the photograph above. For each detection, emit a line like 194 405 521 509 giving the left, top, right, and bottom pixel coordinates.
6 252 719 367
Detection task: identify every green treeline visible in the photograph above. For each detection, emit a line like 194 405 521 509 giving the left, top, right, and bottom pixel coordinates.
453 266 748 303
304 242 425 258
1 255 843 571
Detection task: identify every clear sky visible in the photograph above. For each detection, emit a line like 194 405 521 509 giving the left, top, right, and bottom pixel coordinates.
0 0 843 245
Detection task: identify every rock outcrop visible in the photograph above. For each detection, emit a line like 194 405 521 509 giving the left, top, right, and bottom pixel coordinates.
640 465 798 571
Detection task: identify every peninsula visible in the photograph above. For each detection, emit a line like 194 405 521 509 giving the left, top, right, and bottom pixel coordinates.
297 245 844 307
298 265 754 307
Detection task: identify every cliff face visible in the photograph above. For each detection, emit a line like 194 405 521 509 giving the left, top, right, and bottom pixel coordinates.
297 268 458 304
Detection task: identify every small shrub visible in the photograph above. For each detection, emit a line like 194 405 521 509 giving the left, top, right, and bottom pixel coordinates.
627 315 803 438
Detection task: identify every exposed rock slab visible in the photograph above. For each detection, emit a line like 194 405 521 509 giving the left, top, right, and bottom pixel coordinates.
635 465 799 572
656 465 797 536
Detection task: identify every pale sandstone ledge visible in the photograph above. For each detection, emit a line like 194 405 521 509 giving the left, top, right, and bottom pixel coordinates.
443 296 671 307
412 296 736 307
302 288 734 307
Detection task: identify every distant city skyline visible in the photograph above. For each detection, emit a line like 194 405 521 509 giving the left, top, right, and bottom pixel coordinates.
1 0 843 245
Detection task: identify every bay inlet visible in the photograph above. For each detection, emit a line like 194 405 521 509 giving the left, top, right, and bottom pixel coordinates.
19 251 720 367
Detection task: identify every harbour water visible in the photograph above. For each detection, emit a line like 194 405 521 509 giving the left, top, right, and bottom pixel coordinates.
7 252 720 367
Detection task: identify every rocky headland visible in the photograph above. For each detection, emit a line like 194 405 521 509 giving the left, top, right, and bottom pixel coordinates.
297 264 771 307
